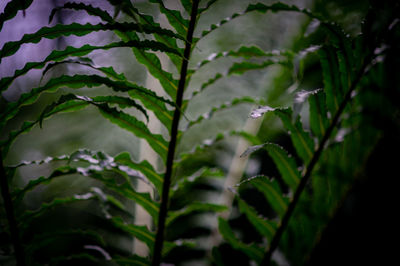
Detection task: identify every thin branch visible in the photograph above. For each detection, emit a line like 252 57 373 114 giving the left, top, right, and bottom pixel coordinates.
262 54 372 265
151 1 200 265
0 152 25 266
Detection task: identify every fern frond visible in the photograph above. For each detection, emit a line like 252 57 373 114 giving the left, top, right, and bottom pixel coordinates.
0 23 182 63
236 197 277 241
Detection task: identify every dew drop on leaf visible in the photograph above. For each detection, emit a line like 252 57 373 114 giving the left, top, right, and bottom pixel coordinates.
250 106 275 118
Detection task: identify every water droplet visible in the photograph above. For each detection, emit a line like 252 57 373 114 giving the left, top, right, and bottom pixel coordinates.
207 53 218 61
335 128 350 143
250 106 275 118
203 139 213 146
304 19 320 37
74 192 93 200
75 95 92 101
294 89 321 104
91 187 107 201
240 144 265 157
118 165 148 184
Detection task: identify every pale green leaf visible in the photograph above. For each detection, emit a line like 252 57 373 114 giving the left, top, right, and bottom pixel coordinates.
265 143 300 190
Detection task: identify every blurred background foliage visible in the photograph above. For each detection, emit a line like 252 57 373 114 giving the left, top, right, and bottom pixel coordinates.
1 0 399 265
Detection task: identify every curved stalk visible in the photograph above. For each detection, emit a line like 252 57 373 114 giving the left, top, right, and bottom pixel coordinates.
262 56 372 265
0 152 25 266
152 1 200 265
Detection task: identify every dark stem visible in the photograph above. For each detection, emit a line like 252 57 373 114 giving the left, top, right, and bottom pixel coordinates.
261 56 372 265
151 1 199 265
0 152 25 266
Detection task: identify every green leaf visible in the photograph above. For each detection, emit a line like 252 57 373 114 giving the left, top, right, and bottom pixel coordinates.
114 152 163 196
199 2 319 43
19 195 98 233
318 47 343 114
177 133 225 163
79 168 160 221
49 2 113 24
40 60 175 130
132 48 179 100
89 65 175 131
98 105 168 162
12 166 77 205
180 0 192 14
240 144 266 158
149 0 189 36
39 94 149 128
337 49 351 94
265 143 301 190
237 197 277 241
240 175 289 218
195 46 293 70
0 41 171 92
245 2 317 17
1 74 172 130
105 0 137 19
185 97 257 130
128 5 183 70
7 154 69 169
228 59 291 75
111 217 155 253
166 202 227 226
309 90 329 138
171 167 225 198
11 149 160 221
0 23 182 63
1 99 91 157
275 108 315 164
218 217 263 263
198 0 218 15
183 73 224 110
129 90 173 131
0 0 33 31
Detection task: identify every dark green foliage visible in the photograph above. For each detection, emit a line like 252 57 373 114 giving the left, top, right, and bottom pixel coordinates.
1 0 398 265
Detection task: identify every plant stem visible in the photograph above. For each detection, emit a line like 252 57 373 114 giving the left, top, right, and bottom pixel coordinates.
262 56 371 265
152 2 199 265
0 152 25 266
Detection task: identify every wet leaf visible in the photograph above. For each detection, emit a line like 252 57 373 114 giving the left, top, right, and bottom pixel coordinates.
237 197 277 241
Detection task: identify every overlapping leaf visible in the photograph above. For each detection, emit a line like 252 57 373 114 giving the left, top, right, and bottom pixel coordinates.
236 197 277 241
275 108 315 164
166 202 227 226
0 74 172 130
309 90 329 137
98 104 168 162
0 40 179 93
198 2 319 43
265 144 300 190
148 0 189 36
238 175 289 218
185 97 256 130
0 22 182 63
